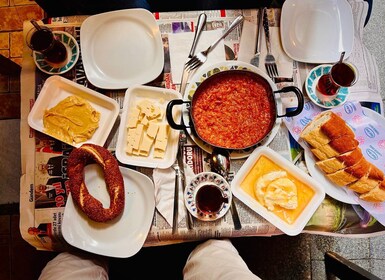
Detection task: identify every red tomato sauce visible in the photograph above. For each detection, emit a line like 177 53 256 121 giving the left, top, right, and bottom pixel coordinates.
191 72 276 149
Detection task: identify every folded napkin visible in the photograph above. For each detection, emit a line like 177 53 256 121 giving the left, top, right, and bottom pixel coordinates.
168 30 226 85
238 22 293 78
153 163 196 226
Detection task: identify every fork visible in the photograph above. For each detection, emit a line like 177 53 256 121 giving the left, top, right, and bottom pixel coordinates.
185 15 244 72
262 8 279 79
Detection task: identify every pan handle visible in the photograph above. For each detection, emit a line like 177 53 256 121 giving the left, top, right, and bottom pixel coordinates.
166 99 190 130
274 86 304 118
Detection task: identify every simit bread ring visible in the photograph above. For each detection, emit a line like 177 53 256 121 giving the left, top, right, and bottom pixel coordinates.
67 143 125 222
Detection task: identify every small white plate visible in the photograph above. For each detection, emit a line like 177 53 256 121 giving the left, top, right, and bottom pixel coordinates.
231 147 325 236
33 31 79 75
115 85 181 168
184 60 283 159
184 172 232 221
80 8 164 89
62 165 155 258
27 76 119 147
304 107 384 205
305 65 349 109
281 0 354 63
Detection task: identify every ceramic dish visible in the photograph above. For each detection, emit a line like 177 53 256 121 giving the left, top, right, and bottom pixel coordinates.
184 172 232 221
304 107 385 205
80 8 164 89
183 60 283 159
231 146 325 236
62 165 155 258
33 31 79 75
27 76 119 148
305 65 349 109
280 0 354 63
115 85 181 168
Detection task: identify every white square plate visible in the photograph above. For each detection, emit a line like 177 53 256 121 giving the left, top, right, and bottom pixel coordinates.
116 85 181 168
62 165 155 258
280 0 354 63
80 8 164 89
27 75 119 148
231 146 325 236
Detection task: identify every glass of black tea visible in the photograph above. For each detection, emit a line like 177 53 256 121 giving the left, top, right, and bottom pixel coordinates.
316 61 358 102
26 25 68 67
195 184 229 215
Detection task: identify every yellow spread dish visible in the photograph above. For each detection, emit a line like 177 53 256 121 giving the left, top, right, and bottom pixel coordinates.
43 96 100 144
240 155 315 224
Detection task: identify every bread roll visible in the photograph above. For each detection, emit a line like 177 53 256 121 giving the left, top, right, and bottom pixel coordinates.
326 157 371 186
348 164 384 193
310 135 359 161
300 111 355 149
315 148 363 174
359 180 385 202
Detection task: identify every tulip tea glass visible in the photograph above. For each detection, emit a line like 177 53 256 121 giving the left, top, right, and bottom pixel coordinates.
195 183 229 215
316 62 358 102
26 25 68 66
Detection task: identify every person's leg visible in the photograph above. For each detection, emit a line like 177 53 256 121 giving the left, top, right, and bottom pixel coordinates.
183 239 261 280
39 251 109 280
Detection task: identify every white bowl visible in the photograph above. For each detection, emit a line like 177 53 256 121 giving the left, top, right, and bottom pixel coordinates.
115 85 181 168
27 76 119 147
231 146 325 236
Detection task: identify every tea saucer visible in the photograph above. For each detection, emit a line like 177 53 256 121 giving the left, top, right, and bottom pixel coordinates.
305 64 349 109
33 31 79 75
184 172 232 221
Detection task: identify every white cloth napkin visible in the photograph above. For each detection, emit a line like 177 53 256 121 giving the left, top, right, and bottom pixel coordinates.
238 22 293 78
168 30 226 85
153 163 196 226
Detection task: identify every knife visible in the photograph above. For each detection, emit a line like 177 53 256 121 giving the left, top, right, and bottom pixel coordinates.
249 8 263 67
180 13 207 96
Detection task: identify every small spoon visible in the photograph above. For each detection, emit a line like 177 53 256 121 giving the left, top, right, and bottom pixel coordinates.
338 51 345 64
30 19 42 30
209 148 231 180
209 148 242 230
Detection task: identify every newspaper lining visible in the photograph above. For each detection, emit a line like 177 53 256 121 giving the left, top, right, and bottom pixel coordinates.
20 2 385 252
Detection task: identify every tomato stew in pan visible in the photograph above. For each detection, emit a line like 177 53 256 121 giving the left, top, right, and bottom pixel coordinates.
167 70 303 150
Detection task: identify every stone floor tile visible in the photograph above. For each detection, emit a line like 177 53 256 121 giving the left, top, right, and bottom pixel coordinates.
0 32 10 49
233 234 312 280
309 235 370 260
370 259 385 279
369 234 385 259
10 31 22 58
0 119 21 205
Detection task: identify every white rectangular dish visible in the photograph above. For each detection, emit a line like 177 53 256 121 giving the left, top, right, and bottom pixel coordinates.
231 146 325 236
27 75 119 148
280 0 354 63
115 85 181 168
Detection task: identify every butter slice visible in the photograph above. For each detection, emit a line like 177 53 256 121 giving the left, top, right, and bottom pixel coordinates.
154 123 169 151
154 149 166 159
127 107 141 128
147 122 159 138
125 128 136 155
132 124 144 150
139 133 154 156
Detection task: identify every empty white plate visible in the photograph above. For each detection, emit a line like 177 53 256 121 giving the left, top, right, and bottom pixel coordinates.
80 8 164 89
280 0 354 63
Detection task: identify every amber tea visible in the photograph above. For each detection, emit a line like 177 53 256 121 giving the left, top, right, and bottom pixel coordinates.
27 27 68 65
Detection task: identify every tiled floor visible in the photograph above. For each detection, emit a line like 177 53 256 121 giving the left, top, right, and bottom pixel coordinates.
2 1 385 280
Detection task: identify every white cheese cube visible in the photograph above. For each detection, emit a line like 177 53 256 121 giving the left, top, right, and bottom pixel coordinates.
147 122 159 139
154 124 169 151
